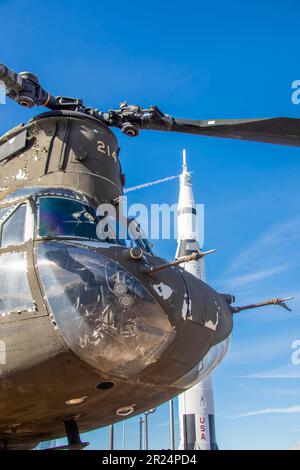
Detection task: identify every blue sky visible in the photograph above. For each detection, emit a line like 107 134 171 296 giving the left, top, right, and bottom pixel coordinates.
1 0 300 450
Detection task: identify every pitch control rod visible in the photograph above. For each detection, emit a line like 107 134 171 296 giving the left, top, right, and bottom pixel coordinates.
143 249 216 276
231 296 294 313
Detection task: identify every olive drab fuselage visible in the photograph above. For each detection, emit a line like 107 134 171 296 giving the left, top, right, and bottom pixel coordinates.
0 111 233 449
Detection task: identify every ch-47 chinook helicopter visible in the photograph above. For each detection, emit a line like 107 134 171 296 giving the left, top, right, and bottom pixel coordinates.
0 63 295 450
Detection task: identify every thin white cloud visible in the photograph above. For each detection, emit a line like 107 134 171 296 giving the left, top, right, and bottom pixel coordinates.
153 420 178 428
225 215 300 276
291 441 300 450
262 388 300 397
233 405 300 418
221 265 290 290
237 364 300 379
213 215 300 309
228 329 297 364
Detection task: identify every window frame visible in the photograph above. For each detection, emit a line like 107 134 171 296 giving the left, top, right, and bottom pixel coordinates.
0 202 30 248
0 200 37 319
0 250 35 317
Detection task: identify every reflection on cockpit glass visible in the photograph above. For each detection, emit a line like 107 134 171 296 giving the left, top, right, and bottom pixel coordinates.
37 242 174 377
1 204 26 247
39 197 98 240
38 196 154 253
0 252 33 314
0 207 9 222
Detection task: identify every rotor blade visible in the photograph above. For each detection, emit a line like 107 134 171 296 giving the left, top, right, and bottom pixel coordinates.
167 117 300 147
0 63 57 108
0 63 23 92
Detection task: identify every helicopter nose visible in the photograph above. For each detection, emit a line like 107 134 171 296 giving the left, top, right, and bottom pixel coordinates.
36 241 175 378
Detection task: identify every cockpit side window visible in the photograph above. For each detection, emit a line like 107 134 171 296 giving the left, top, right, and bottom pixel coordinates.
128 219 155 255
96 215 129 247
1 204 27 247
96 214 155 254
0 252 33 314
0 207 9 221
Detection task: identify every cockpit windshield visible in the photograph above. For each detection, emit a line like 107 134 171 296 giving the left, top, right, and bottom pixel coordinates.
39 197 98 240
38 196 154 254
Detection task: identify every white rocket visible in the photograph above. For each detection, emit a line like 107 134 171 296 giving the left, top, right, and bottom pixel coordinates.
176 150 228 450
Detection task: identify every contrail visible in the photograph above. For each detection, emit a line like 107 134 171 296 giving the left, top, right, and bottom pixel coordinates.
124 174 180 193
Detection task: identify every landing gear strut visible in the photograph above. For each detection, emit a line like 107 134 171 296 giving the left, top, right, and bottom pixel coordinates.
44 417 89 450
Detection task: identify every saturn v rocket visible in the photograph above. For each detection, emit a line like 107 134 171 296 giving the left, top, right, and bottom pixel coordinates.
176 150 229 450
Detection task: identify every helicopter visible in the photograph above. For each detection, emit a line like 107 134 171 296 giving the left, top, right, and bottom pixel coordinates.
0 63 295 450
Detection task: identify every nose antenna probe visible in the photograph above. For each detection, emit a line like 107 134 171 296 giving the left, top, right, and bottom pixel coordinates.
143 250 216 275
231 296 294 313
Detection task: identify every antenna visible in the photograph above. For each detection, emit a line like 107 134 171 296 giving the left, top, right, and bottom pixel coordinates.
182 148 187 173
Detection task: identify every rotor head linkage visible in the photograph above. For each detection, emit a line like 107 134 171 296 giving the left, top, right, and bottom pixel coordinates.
142 249 216 276
3 63 300 147
231 296 294 314
0 64 57 109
